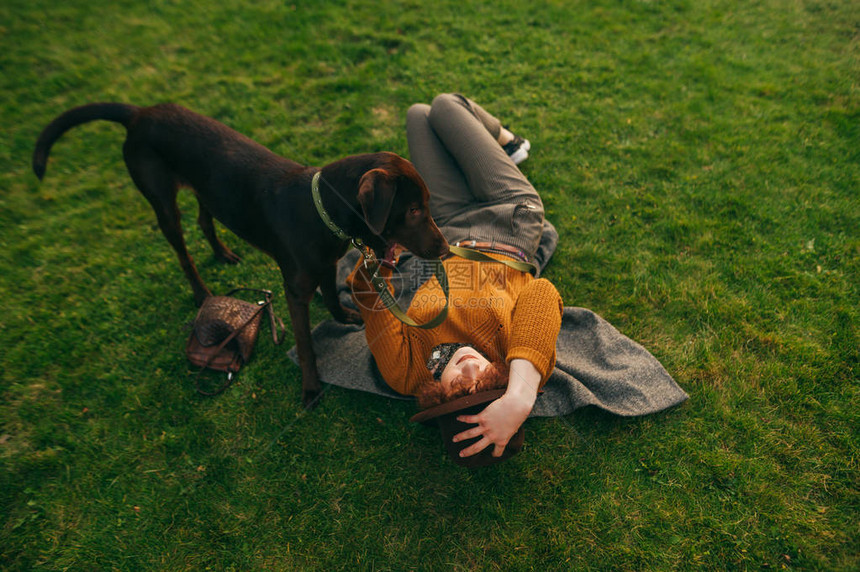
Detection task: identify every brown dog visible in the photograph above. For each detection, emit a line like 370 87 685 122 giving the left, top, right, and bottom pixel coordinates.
33 102 449 407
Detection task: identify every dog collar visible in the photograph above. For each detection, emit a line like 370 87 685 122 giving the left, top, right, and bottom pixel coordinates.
311 171 350 241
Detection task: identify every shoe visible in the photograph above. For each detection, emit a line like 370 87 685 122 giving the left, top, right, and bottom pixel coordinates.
503 133 530 165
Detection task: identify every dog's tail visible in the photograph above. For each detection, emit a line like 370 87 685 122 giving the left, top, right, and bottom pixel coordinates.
32 103 139 180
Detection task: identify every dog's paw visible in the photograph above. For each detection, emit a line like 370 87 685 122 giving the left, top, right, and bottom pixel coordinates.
216 248 242 265
302 388 323 410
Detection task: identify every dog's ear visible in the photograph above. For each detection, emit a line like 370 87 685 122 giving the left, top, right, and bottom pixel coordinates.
357 168 397 235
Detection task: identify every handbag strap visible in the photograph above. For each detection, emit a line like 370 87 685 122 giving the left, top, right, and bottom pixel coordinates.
195 288 286 396
265 300 286 346
224 288 285 345
195 299 270 396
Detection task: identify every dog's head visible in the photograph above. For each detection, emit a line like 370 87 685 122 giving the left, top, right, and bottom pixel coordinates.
357 153 448 260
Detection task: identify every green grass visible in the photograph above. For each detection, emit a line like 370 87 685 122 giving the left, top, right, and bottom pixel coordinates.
1 0 858 569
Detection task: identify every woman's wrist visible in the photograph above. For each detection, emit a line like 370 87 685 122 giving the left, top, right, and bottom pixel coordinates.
505 358 540 409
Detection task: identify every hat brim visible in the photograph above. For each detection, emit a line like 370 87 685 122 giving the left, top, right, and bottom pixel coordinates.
410 389 524 468
409 389 507 424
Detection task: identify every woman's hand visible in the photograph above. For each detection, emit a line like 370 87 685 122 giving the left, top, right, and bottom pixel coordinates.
453 358 540 458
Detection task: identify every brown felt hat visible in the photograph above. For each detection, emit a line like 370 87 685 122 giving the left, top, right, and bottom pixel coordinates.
410 389 524 468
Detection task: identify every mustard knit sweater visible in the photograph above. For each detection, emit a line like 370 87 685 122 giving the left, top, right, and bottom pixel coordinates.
348 253 564 396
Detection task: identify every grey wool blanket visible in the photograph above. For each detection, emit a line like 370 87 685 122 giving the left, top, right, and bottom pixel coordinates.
288 251 688 418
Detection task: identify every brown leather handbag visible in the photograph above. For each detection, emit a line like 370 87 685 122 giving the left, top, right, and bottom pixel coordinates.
186 288 284 396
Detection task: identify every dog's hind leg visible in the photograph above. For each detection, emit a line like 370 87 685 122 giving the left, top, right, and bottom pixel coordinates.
124 146 211 306
197 202 241 264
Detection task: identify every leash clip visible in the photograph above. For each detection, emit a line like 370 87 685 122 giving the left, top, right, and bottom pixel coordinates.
354 239 378 270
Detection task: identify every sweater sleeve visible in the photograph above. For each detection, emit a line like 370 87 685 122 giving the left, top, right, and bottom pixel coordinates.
506 278 563 388
345 259 424 395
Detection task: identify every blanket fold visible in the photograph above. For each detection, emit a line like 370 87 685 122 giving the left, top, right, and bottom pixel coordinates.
288 306 688 418
286 248 687 417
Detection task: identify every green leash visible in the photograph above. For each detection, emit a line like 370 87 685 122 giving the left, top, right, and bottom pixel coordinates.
360 249 450 329
313 171 449 329
447 244 537 275
361 246 535 330
312 172 536 328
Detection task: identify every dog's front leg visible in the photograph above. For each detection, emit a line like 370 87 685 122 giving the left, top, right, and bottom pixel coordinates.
284 286 323 409
319 264 362 325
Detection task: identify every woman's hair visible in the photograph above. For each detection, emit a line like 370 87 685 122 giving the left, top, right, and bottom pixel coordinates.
417 361 509 409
